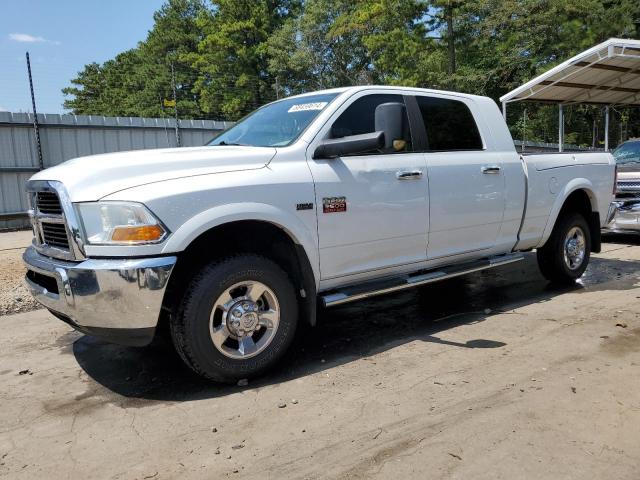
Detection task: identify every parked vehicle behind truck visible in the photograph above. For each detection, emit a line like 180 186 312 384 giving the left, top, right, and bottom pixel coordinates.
607 138 640 233
23 86 617 382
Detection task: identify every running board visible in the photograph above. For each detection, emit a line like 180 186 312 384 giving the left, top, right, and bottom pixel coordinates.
321 253 524 307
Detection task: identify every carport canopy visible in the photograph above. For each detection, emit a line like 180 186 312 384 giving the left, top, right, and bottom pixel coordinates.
500 38 640 151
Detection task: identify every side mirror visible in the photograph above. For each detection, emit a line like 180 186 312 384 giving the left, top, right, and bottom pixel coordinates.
313 131 384 159
375 102 405 150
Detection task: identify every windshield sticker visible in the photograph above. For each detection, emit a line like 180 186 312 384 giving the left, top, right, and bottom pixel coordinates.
288 102 328 113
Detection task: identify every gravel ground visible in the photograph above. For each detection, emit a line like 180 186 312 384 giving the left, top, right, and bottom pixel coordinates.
0 247 40 316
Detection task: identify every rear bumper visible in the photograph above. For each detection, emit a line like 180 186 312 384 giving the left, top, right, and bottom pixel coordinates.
23 246 176 346
604 201 640 233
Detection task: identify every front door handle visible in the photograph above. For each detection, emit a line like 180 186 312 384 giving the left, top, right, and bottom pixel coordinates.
481 165 501 174
396 170 423 180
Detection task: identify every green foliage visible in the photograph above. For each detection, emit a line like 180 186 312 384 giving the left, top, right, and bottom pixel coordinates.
188 0 299 119
62 0 640 142
63 0 207 117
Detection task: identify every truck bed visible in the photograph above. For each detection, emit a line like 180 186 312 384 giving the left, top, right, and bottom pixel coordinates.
523 152 611 171
515 151 615 251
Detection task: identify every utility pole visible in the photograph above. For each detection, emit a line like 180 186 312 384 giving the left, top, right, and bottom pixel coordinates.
446 1 456 76
26 52 43 170
275 76 280 100
170 63 181 147
159 95 171 147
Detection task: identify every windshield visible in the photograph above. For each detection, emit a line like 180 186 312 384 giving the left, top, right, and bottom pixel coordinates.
208 93 339 147
613 140 640 166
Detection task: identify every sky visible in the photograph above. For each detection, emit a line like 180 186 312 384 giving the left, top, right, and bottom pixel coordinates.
0 0 166 113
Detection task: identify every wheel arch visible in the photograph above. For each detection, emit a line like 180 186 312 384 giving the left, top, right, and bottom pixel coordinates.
160 205 319 327
537 181 601 253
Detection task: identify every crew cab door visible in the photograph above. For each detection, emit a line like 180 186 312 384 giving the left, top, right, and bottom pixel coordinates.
414 94 506 260
306 92 429 283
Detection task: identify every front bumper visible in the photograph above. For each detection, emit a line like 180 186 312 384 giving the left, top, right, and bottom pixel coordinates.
23 246 176 346
604 201 640 233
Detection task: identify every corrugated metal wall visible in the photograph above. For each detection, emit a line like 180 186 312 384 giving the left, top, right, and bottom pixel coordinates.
0 112 232 229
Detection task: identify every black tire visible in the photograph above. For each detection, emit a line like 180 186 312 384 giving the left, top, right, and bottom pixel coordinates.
536 212 591 284
170 255 298 383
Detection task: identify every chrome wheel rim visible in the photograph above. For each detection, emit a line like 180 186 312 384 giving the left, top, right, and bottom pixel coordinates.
209 281 280 359
563 226 586 271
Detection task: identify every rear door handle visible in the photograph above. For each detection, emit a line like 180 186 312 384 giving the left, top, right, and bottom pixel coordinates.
481 165 501 174
396 170 423 180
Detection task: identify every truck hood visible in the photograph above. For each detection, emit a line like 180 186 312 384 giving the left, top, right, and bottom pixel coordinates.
29 146 276 202
617 165 640 176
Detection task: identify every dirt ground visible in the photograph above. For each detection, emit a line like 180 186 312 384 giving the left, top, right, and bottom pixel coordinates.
0 230 40 316
0 236 639 479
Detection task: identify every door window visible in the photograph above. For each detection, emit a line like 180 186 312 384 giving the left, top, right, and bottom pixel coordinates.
416 96 483 151
331 94 413 153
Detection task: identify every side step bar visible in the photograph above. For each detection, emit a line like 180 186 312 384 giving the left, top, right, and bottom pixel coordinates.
321 253 524 307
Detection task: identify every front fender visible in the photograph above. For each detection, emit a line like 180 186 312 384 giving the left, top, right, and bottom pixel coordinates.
161 202 320 286
536 178 597 248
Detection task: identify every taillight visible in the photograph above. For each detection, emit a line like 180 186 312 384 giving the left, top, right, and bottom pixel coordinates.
613 164 618 195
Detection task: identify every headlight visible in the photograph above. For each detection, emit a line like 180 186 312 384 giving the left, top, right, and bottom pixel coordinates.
76 202 168 245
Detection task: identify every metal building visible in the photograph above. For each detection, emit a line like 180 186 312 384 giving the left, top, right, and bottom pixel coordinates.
0 113 231 229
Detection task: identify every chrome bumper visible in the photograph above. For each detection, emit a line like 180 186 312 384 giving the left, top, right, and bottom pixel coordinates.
23 246 176 346
604 201 640 233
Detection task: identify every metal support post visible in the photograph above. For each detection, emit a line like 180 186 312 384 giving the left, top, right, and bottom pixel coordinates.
558 104 564 152
604 105 610 151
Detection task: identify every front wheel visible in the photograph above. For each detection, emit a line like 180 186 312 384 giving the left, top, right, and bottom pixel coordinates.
536 212 591 284
170 255 298 383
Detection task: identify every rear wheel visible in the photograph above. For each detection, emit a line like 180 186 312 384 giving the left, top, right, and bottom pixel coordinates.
170 255 298 383
537 212 591 284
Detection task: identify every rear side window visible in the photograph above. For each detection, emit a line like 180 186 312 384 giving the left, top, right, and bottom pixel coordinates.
416 96 483 151
331 94 412 153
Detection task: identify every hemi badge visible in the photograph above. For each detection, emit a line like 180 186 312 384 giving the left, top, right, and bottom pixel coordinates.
296 202 314 211
323 196 347 213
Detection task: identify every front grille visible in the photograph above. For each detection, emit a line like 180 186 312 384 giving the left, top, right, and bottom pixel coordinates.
36 191 63 214
616 191 640 200
616 180 640 201
617 180 640 189
40 222 70 249
28 182 80 261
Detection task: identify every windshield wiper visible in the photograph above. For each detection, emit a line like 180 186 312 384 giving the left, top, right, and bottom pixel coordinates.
214 141 249 146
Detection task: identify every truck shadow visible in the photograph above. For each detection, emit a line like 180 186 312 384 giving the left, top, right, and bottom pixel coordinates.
71 250 640 403
602 233 640 246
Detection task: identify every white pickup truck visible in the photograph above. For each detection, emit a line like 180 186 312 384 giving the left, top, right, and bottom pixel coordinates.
23 86 617 382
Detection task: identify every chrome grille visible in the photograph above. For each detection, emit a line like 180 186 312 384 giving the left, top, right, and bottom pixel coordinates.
616 191 640 200
616 179 640 201
617 180 640 191
40 222 70 249
36 191 63 214
27 181 82 261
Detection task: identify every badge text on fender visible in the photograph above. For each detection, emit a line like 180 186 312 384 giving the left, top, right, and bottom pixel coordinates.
323 196 347 213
